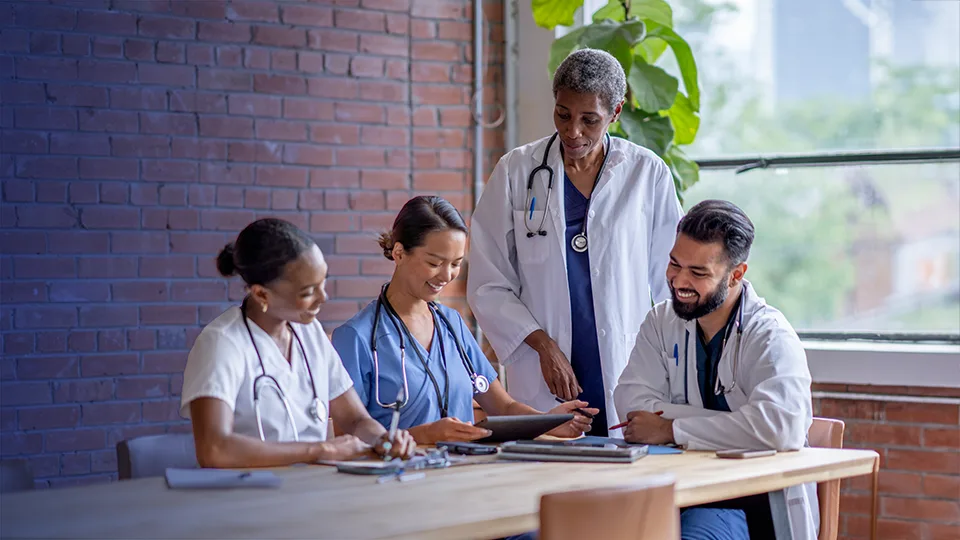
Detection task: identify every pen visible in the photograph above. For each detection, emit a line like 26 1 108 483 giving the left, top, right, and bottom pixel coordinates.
382 390 402 459
529 197 536 220
609 411 663 431
555 396 594 419
673 343 679 366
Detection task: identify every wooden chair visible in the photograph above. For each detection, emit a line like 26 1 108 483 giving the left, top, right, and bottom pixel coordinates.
539 474 678 540
808 417 844 540
116 433 199 480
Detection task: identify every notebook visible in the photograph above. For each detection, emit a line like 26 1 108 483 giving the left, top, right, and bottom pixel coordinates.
164 468 282 489
572 436 684 455
498 441 649 463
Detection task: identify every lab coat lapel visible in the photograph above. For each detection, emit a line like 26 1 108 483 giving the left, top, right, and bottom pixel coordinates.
529 136 567 263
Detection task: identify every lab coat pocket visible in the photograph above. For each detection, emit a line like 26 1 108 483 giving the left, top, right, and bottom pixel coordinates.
512 210 550 264
663 351 684 404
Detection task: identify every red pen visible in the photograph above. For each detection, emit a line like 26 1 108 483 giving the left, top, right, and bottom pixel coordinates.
609 410 663 431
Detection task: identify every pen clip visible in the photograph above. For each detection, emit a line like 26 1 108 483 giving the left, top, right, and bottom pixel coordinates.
529 197 536 220
673 343 679 366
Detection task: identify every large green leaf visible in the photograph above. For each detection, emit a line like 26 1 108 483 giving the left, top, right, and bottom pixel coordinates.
628 56 678 112
548 27 587 76
531 0 584 29
663 145 700 200
634 36 668 64
667 92 700 145
619 108 674 156
645 22 699 111
593 0 673 28
592 0 626 22
549 19 645 77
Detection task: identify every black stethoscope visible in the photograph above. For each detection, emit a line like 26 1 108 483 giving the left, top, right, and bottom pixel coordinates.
523 132 611 253
679 292 745 404
240 297 322 442
370 283 489 416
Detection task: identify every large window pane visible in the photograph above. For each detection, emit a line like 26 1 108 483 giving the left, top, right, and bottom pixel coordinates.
683 162 960 333
670 0 960 155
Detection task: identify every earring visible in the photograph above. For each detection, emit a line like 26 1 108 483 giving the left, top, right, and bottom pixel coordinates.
261 302 268 313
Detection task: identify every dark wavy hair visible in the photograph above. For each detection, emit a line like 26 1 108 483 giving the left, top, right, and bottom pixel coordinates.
677 200 755 267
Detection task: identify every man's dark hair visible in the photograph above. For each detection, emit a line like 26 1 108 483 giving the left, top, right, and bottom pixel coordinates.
677 199 755 266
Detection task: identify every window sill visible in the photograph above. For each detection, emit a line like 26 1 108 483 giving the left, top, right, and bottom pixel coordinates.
803 340 960 388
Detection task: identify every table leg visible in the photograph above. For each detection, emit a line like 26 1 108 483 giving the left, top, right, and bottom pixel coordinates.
768 490 795 540
871 457 879 540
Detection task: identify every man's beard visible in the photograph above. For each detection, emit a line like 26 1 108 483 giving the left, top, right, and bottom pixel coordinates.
670 276 729 321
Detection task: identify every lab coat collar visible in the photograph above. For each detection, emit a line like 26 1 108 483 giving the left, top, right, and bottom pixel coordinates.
529 133 629 174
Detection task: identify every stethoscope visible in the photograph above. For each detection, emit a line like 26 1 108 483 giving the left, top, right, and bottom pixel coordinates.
678 292 745 404
370 283 489 415
240 297 323 442
523 132 611 253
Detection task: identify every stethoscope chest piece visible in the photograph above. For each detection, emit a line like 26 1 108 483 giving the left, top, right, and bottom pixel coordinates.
571 233 588 253
473 374 490 394
308 397 325 421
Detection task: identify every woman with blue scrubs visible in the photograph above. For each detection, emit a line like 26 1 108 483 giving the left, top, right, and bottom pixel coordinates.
332 196 597 443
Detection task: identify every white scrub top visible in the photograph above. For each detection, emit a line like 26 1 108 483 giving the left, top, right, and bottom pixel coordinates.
180 306 354 443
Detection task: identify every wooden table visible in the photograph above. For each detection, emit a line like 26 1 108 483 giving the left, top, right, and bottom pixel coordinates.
1 447 878 540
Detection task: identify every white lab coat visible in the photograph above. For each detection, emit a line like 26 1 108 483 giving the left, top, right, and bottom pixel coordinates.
614 280 819 539
467 134 683 427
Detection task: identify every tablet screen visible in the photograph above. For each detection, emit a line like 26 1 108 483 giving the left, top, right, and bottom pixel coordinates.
474 414 574 443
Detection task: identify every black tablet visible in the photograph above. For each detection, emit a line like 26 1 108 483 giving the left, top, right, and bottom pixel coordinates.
473 414 574 443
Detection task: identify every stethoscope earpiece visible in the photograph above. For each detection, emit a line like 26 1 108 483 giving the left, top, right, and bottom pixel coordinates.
538 230 547 236
527 232 536 238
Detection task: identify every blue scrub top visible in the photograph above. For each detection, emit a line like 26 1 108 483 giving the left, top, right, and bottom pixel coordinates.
563 173 607 435
331 299 499 431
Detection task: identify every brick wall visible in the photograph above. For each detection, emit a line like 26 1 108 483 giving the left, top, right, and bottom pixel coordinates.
0 0 504 486
812 384 960 540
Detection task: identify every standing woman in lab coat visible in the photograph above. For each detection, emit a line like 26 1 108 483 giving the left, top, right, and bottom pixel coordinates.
467 48 684 435
180 218 416 468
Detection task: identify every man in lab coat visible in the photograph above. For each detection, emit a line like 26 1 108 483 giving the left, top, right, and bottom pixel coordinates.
615 199 819 540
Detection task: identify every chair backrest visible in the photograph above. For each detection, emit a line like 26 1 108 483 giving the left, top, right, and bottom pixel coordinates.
539 474 679 540
0 459 35 493
808 417 844 540
116 433 199 480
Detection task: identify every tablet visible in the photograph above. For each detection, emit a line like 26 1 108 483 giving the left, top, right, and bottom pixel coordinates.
474 414 574 443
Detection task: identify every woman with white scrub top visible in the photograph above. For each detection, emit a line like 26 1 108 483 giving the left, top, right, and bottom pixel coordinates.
180 218 416 468
332 196 597 444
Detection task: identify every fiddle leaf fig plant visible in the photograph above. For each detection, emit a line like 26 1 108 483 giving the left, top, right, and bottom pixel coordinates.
533 0 702 196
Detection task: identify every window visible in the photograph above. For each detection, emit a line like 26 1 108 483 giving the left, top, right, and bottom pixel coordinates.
671 0 960 156
684 163 960 335
669 0 960 339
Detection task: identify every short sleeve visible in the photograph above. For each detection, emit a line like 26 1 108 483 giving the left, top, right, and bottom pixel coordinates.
330 323 372 407
453 309 499 383
317 323 354 402
179 329 245 419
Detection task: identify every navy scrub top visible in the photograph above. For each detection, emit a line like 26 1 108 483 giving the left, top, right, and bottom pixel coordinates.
563 173 607 435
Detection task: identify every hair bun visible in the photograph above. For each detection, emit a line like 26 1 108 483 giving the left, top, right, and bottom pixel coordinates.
216 242 238 277
377 232 395 261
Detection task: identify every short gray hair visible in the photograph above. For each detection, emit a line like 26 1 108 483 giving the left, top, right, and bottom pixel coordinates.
552 48 627 114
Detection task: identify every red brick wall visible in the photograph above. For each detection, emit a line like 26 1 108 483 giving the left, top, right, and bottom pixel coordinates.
812 384 960 540
0 0 504 486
